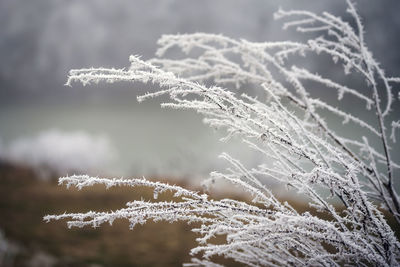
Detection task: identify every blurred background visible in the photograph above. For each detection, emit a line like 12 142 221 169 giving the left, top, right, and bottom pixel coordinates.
0 0 399 266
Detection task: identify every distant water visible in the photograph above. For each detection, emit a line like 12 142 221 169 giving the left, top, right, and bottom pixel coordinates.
0 98 261 181
1 94 398 194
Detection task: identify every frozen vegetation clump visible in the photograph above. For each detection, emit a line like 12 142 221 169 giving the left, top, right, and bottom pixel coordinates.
4 129 117 179
45 1 400 266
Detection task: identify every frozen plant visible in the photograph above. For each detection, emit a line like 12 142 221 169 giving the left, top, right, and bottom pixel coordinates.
45 1 400 266
5 129 117 180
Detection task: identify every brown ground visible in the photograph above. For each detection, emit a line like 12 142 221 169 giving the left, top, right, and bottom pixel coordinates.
0 161 221 267
1 161 398 267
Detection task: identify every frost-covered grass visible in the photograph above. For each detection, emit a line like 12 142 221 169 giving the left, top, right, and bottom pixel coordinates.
46 1 400 266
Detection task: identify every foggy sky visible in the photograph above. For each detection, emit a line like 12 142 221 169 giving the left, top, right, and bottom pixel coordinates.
1 0 399 104
1 0 399 180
